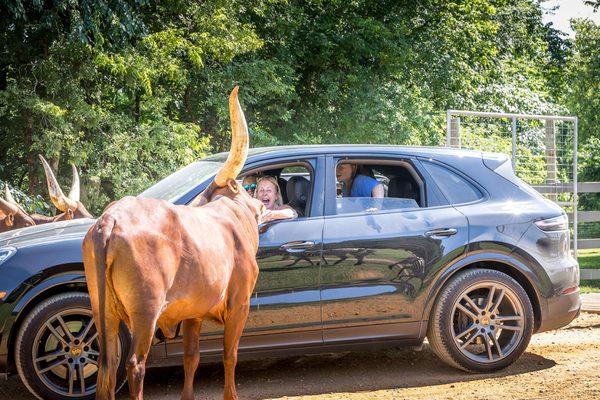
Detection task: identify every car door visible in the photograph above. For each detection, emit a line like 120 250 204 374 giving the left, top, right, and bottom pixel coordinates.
320 155 469 343
165 156 325 359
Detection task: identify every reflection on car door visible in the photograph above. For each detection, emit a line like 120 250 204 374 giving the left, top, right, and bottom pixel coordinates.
320 156 469 343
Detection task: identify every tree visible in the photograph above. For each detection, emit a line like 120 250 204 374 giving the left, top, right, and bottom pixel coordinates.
564 19 600 142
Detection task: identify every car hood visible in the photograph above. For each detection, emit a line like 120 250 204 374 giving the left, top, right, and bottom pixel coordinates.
0 218 96 248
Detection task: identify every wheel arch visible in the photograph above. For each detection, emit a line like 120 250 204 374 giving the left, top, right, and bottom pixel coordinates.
422 251 544 334
6 266 88 373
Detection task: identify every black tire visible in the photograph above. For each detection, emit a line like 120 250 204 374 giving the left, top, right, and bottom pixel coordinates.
14 292 130 400
427 268 534 373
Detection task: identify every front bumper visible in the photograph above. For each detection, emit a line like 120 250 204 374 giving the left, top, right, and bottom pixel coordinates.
537 290 582 333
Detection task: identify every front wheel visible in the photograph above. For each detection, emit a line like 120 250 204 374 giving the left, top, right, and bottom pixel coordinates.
427 268 534 372
14 292 129 400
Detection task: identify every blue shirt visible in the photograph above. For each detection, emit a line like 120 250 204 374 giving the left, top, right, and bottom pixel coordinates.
350 174 379 197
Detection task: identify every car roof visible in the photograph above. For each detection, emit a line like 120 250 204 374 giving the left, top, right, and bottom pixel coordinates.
204 144 487 163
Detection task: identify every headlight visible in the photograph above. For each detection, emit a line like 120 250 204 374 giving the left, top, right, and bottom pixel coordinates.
534 215 569 231
0 246 17 266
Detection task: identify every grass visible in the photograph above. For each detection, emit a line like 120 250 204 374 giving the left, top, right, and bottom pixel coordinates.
580 279 600 294
578 249 600 270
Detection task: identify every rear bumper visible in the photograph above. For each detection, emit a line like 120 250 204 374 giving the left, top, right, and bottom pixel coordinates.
537 290 581 333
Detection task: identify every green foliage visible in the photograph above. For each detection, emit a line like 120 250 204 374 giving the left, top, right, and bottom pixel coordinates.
564 19 600 142
0 0 597 215
0 181 51 215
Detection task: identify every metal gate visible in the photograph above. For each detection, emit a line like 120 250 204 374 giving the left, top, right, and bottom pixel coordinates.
445 110 578 255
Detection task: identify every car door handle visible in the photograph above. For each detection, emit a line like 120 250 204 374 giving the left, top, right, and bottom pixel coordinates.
280 241 315 253
425 228 458 238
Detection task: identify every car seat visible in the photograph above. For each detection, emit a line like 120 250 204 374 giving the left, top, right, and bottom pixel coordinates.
286 176 309 217
387 169 420 205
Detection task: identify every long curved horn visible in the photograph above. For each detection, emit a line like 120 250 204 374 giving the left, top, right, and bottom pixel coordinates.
68 164 80 202
0 197 19 216
39 155 77 212
4 185 17 205
213 86 249 187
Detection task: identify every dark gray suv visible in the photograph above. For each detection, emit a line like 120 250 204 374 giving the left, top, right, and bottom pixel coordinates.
0 145 581 400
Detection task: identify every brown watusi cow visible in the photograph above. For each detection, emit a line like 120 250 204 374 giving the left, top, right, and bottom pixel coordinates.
37 155 93 222
0 186 35 232
83 87 270 400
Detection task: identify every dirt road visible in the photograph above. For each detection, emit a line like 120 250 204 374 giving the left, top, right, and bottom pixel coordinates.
2 313 599 399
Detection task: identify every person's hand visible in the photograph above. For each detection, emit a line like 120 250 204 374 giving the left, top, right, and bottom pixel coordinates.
261 209 274 223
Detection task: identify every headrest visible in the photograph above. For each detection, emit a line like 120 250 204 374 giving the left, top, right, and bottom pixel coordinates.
286 176 309 204
388 176 418 202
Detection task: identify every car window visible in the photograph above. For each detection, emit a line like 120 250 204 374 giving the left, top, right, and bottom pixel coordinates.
335 197 419 214
421 160 483 204
241 163 314 218
332 160 423 216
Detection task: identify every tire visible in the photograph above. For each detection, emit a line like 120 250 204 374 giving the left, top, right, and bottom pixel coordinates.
14 292 130 400
427 268 534 373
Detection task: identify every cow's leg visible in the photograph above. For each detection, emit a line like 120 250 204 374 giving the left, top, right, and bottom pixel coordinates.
125 316 157 400
96 312 121 400
181 318 202 400
222 303 250 400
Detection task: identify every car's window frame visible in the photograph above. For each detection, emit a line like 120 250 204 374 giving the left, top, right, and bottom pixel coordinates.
240 160 316 218
180 155 326 219
323 155 448 218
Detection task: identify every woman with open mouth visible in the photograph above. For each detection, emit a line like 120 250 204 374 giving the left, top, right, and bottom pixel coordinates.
255 175 298 223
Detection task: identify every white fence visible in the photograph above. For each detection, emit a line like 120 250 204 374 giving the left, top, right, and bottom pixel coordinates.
445 110 580 255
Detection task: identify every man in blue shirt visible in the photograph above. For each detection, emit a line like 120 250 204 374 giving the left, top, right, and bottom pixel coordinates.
336 163 385 198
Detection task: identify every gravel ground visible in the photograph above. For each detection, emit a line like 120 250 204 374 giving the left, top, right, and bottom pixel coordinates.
2 312 599 400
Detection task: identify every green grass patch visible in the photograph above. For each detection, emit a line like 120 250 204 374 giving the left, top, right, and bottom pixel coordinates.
581 279 600 293
578 249 600 270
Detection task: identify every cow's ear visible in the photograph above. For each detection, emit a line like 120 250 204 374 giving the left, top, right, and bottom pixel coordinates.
227 179 239 194
6 214 14 227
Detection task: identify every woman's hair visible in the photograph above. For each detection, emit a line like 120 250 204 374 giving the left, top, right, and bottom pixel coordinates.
255 175 284 208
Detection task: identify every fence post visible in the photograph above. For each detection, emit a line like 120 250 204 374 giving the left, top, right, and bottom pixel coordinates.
449 117 461 148
511 117 517 170
545 119 558 201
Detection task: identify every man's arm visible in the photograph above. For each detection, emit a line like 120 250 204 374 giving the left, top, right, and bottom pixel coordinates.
371 183 385 198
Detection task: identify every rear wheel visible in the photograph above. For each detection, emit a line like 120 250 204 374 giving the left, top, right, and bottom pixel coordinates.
427 268 534 372
14 292 129 400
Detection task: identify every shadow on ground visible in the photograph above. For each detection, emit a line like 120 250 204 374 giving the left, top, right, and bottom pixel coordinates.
121 345 556 400
0 346 556 400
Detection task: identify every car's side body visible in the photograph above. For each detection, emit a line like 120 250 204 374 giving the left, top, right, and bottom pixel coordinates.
0 145 580 377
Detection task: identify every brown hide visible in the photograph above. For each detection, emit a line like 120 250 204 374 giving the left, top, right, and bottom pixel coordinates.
82 87 266 400
30 201 93 225
0 188 35 233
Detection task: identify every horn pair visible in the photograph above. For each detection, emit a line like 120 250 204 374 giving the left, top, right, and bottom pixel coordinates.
38 156 80 212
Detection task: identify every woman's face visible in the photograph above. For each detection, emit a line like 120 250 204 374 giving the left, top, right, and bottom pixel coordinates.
336 163 356 182
256 180 278 210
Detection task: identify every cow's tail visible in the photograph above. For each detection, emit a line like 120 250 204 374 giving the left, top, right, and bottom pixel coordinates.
85 215 119 399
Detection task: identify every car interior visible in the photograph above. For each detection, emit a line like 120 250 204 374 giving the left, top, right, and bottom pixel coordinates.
335 161 425 213
240 164 313 218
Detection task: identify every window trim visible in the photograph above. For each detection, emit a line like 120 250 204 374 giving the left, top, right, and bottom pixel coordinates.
324 155 445 218
237 159 317 219
182 156 325 218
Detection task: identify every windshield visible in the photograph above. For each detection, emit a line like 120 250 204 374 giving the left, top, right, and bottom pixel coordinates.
138 161 223 202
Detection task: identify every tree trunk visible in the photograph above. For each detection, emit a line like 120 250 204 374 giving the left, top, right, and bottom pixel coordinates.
23 113 39 195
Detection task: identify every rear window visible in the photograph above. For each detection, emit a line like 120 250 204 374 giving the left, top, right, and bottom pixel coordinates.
422 161 483 205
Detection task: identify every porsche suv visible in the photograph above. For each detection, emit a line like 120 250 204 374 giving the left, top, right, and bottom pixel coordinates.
0 145 581 400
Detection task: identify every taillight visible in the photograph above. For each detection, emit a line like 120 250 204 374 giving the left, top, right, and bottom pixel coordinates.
561 286 579 295
534 215 569 231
